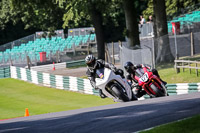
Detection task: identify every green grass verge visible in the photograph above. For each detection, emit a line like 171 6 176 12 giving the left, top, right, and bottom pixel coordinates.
158 67 200 83
140 115 200 133
0 78 114 120
81 65 200 83
156 54 200 84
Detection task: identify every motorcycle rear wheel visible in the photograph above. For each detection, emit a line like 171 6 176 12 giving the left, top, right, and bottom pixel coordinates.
112 86 130 102
150 84 166 97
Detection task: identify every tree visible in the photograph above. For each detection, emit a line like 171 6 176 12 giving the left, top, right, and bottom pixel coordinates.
0 0 20 30
0 0 64 32
153 0 174 63
57 0 120 60
88 1 105 60
143 0 200 22
0 0 38 45
143 0 200 63
123 0 140 48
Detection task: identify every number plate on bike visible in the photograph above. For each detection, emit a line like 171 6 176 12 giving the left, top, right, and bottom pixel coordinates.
139 72 148 82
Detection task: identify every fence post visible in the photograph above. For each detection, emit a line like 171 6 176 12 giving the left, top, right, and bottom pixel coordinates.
105 43 110 63
105 52 107 62
87 42 90 55
9 53 13 66
105 43 107 62
27 56 30 70
175 60 177 73
118 40 122 47
191 32 194 56
56 51 59 63
175 60 180 73
182 62 184 72
189 62 191 74
196 63 198 77
112 42 115 64
173 25 178 59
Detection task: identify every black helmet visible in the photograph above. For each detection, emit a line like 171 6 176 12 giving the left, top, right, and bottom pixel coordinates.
85 54 96 69
124 61 134 73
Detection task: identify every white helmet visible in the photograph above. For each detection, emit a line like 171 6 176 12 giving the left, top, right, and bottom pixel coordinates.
85 55 96 70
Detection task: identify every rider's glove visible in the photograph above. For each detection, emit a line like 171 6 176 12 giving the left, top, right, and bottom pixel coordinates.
135 64 142 68
131 83 139 88
111 67 117 72
93 85 99 90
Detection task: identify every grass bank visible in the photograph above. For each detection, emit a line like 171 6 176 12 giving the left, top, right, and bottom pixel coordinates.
156 55 200 83
158 67 200 83
0 78 114 120
140 115 200 133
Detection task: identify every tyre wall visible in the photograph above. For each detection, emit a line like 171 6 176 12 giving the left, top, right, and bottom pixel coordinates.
8 66 200 100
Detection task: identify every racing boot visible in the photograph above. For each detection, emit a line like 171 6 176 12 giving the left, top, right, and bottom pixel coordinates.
160 79 167 86
134 86 146 98
136 90 146 98
99 89 107 98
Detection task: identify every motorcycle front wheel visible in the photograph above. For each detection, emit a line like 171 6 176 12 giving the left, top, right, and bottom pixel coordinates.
112 86 130 102
150 84 167 97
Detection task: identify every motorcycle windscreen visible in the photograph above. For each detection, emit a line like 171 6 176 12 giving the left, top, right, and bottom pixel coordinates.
96 68 104 79
135 68 144 78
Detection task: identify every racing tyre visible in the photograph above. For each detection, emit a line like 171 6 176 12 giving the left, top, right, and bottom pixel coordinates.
112 85 129 102
150 84 166 97
160 83 169 96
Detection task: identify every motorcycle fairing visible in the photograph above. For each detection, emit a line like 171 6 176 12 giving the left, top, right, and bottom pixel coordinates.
95 68 132 101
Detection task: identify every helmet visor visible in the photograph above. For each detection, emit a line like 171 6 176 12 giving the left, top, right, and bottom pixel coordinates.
86 60 96 68
126 66 134 73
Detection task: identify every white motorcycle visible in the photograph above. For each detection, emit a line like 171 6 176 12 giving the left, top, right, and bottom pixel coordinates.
95 68 138 102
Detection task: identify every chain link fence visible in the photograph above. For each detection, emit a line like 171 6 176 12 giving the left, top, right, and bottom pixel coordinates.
118 31 200 70
139 23 154 38
169 32 200 58
0 34 35 52
0 27 98 68
0 34 35 67
1 18 200 69
120 42 152 69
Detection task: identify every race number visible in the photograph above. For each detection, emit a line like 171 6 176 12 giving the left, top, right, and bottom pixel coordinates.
139 72 148 82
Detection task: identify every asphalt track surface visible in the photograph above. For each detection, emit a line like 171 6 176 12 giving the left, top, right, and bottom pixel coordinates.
0 92 200 133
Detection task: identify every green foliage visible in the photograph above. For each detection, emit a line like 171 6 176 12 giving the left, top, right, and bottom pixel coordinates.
0 0 20 30
60 0 91 28
142 0 153 21
57 0 128 43
0 0 148 46
0 0 64 31
57 0 125 33
143 0 200 21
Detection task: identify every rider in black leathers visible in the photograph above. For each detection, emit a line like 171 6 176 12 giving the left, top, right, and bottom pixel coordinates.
85 54 124 98
124 61 167 98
